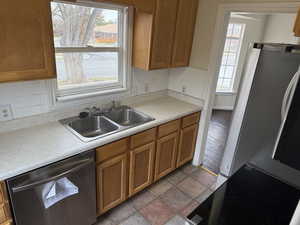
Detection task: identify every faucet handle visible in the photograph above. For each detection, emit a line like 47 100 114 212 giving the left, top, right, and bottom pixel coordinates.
112 100 121 109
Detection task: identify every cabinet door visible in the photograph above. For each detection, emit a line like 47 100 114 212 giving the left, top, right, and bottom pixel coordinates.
177 124 198 168
129 142 155 196
97 153 127 214
171 0 198 67
0 0 56 83
294 9 300 37
154 132 178 181
150 0 179 69
134 0 155 13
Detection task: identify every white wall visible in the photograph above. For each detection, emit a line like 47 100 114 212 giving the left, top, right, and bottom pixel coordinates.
263 13 299 44
189 0 300 70
0 68 170 120
168 67 210 101
213 14 267 110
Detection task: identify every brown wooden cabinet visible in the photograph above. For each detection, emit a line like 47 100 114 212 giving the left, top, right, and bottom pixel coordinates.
97 153 127 214
149 0 179 69
133 0 199 70
294 9 300 37
94 0 154 13
0 0 56 83
129 142 155 196
0 182 12 225
177 124 198 168
95 112 200 214
171 0 199 67
154 132 178 181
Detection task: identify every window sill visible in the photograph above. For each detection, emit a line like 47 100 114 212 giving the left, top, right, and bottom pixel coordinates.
216 91 237 96
56 87 128 102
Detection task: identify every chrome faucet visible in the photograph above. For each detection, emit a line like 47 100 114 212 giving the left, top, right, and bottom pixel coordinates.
80 106 101 118
111 100 121 109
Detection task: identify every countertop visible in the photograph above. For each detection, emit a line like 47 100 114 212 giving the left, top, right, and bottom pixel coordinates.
0 96 201 181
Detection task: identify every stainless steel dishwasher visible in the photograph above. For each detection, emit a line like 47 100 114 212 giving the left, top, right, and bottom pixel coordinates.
7 151 96 225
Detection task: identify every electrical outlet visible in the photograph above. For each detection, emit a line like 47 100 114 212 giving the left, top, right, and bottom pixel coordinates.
182 85 187 93
0 105 13 121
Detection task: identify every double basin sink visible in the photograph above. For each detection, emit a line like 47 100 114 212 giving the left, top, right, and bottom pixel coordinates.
60 106 155 142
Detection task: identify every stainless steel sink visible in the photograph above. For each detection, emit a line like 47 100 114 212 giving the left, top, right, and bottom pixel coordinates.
104 106 154 127
68 116 120 138
60 106 155 142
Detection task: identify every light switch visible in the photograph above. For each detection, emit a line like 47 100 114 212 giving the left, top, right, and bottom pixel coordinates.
0 105 13 121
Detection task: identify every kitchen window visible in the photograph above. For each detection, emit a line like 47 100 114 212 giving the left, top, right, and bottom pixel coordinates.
217 23 245 92
50 1 130 100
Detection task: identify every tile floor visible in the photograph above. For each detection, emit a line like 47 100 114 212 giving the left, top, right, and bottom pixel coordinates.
95 163 217 225
203 110 232 174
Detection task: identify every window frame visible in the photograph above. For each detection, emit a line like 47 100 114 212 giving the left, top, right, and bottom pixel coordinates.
216 23 245 93
52 0 132 101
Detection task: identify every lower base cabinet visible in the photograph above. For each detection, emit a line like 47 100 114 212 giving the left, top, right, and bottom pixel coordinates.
154 132 178 181
129 142 155 196
97 153 127 214
0 182 12 225
176 124 198 167
95 111 200 216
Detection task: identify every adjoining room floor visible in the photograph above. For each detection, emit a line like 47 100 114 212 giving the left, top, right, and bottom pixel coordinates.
203 110 232 174
95 164 217 225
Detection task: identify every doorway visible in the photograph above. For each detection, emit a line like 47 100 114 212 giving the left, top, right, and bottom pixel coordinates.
201 10 299 175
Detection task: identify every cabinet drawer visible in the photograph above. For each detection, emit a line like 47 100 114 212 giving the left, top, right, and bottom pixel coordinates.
130 128 157 149
0 204 10 224
182 112 200 128
158 119 180 138
96 138 129 163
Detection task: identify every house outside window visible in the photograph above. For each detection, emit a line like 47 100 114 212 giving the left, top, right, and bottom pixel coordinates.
217 23 245 92
50 1 130 100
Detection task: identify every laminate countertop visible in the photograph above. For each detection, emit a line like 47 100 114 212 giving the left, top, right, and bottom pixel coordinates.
0 96 202 180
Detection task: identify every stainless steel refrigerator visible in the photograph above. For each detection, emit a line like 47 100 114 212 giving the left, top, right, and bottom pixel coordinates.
220 43 300 188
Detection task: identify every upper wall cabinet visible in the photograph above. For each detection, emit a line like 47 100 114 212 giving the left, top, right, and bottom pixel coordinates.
0 0 56 83
294 9 300 37
133 0 199 70
171 0 199 67
94 0 155 13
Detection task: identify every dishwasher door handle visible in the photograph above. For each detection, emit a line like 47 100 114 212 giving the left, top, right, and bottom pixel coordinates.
12 158 94 193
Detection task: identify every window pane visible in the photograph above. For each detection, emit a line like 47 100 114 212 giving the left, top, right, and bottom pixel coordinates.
217 23 245 92
224 39 230 52
229 39 240 52
56 52 119 89
227 53 236 66
227 24 233 37
221 53 228 65
232 24 243 38
51 2 119 48
224 66 234 78
222 79 231 89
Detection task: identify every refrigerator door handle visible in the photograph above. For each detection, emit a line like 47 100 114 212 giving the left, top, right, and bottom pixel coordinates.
281 67 300 121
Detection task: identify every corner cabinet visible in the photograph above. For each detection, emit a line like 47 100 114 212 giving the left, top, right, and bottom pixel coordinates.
133 0 199 70
0 0 56 83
